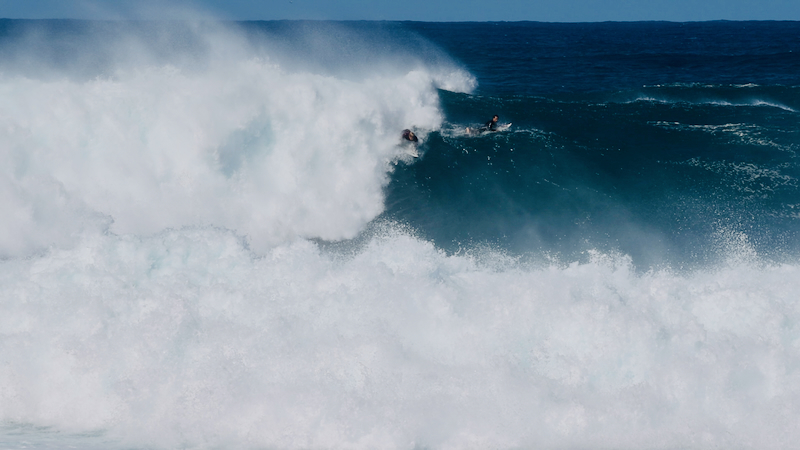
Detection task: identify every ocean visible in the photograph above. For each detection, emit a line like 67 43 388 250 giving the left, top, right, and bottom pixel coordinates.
1 19 799 449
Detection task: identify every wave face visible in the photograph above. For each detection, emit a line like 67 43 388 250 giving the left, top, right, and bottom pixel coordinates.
0 20 474 255
385 83 800 269
2 20 800 450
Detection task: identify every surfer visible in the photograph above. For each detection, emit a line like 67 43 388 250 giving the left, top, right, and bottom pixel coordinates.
402 129 419 143
467 115 500 135
482 115 499 132
401 129 420 158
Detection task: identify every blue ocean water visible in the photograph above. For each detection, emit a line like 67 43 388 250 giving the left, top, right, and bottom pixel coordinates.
1 19 799 449
386 21 800 268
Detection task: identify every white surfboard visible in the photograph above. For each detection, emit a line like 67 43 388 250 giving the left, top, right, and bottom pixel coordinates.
465 122 512 135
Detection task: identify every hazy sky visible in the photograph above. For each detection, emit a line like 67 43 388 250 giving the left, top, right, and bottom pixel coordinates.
0 0 798 22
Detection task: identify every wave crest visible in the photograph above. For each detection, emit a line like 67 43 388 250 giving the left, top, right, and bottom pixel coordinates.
0 21 476 256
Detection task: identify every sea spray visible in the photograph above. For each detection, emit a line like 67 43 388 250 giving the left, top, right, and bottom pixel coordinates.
2 227 800 448
0 21 475 256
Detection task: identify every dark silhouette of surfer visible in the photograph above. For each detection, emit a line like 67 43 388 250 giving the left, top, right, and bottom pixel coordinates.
466 114 500 135
402 129 418 142
482 115 499 132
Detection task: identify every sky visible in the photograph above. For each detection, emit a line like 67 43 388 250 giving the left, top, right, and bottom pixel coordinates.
0 0 799 22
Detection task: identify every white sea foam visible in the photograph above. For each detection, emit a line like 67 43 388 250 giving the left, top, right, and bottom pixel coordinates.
0 22 474 257
1 227 800 449
631 95 796 112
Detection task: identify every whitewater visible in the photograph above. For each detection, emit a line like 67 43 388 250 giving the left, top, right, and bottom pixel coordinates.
1 19 800 449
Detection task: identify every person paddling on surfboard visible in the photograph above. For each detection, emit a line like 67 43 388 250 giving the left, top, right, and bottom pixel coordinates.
482 114 499 132
466 114 500 135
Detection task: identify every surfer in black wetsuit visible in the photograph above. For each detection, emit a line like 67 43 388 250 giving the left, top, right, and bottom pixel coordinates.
402 129 419 143
482 115 499 132
465 115 500 135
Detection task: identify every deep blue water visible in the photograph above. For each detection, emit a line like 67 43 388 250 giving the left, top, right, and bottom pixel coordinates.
409 21 800 95
381 21 800 268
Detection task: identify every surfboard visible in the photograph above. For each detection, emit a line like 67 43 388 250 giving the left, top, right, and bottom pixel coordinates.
465 123 512 135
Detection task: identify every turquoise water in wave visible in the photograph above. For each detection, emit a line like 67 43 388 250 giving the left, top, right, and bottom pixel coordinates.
1 19 800 449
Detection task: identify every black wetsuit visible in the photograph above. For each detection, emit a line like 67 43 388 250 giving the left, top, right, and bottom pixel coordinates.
482 119 498 132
